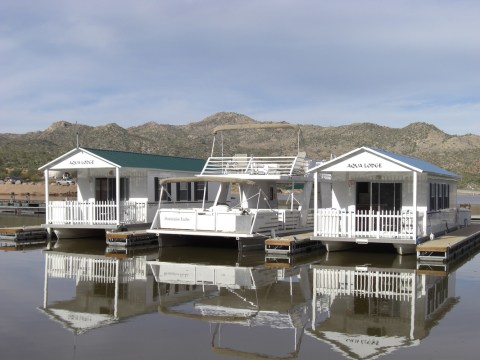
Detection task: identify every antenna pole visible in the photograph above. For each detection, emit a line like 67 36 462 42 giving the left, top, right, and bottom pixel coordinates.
76 122 79 148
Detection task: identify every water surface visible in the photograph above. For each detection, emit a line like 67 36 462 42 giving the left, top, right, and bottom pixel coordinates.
1 216 480 360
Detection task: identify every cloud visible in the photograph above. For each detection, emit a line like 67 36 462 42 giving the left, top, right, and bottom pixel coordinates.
0 0 479 134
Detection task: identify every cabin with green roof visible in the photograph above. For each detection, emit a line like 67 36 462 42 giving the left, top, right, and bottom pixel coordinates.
39 147 210 239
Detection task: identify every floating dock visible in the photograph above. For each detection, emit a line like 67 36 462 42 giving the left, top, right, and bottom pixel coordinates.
106 230 158 247
0 226 48 247
0 198 46 215
0 226 48 242
264 232 322 255
417 223 480 263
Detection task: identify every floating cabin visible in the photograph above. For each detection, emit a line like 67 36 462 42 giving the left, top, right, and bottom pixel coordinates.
39 147 214 239
308 146 471 255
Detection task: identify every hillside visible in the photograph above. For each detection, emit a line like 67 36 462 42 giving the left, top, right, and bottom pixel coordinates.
1 112 479 189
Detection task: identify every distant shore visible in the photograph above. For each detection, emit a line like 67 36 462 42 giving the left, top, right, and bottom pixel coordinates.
1 182 478 199
458 189 480 196
0 182 76 199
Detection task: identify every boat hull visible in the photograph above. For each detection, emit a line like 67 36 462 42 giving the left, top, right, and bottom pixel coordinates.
53 228 105 240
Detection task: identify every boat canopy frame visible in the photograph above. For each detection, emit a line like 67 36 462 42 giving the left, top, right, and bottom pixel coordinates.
210 123 304 158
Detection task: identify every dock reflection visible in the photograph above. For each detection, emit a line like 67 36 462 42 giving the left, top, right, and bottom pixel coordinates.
38 243 460 359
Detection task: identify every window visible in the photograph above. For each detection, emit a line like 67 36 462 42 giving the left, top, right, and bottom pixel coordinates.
430 183 436 211
193 182 207 201
176 182 191 201
429 182 450 211
155 178 172 202
162 183 172 201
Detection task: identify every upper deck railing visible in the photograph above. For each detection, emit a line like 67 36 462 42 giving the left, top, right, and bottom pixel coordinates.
200 154 309 176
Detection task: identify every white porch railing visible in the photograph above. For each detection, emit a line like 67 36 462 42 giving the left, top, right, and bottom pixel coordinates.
151 208 314 235
47 201 148 226
313 267 415 300
45 253 147 282
316 209 416 239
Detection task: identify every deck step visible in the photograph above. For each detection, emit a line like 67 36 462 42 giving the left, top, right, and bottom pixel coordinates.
106 230 158 247
265 232 322 255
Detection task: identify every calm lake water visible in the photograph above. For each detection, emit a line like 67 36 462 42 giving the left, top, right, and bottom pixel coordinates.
1 214 480 360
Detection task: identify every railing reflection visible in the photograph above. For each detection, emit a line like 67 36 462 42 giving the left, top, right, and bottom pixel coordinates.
308 253 458 360
38 244 159 335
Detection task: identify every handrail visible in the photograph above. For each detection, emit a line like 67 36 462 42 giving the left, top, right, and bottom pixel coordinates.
201 156 307 176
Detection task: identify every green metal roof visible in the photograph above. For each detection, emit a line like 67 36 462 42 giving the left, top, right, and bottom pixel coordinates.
83 148 205 172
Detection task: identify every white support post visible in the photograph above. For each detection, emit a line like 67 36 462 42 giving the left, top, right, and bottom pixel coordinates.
410 273 416 340
114 259 119 318
44 169 49 223
413 171 418 241
43 254 49 308
116 167 120 225
314 171 318 236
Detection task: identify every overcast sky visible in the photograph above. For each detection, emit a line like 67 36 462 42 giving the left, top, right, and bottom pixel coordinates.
1 0 479 135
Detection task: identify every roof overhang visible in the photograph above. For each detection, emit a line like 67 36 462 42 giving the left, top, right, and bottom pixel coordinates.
39 147 119 171
308 147 459 179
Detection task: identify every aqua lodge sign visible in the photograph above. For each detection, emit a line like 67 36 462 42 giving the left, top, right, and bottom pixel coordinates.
346 162 382 169
53 152 114 169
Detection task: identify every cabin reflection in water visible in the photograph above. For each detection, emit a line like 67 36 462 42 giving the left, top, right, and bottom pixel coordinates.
39 247 458 359
309 259 457 359
39 249 160 334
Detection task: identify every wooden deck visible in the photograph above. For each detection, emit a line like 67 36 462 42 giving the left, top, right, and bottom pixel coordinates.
264 232 322 255
417 224 480 262
106 230 158 247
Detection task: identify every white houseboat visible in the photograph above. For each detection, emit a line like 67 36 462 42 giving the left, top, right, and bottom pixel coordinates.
39 147 207 239
308 146 470 255
147 123 332 250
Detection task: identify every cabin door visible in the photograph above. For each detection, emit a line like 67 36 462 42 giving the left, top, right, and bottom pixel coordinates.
95 178 130 202
356 182 402 232
356 182 402 212
95 178 130 221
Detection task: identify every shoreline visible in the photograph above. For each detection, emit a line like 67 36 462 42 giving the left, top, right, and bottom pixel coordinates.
1 182 479 199
0 182 77 200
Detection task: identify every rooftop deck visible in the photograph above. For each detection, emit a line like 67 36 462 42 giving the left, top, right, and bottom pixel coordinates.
200 155 309 177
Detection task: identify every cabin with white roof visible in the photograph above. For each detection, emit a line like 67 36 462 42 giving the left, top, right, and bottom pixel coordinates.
309 146 470 254
39 147 212 239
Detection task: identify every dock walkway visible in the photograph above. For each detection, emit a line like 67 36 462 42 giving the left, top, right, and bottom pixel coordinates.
417 224 480 262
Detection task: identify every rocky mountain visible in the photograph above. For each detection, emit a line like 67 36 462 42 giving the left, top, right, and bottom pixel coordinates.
1 112 479 189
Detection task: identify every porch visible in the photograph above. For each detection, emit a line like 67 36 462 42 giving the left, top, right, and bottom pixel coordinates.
314 209 419 240
46 200 156 226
